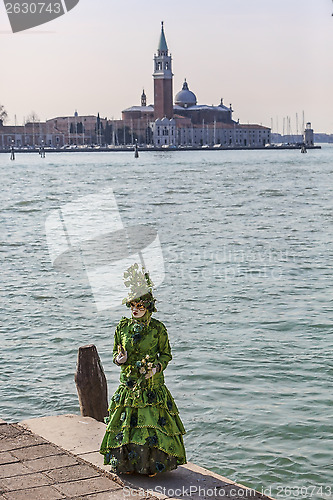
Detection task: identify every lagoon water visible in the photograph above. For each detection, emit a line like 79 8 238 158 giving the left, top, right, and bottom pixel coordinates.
1 147 332 499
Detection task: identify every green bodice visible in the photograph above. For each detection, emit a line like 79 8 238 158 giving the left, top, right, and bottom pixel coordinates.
113 316 172 387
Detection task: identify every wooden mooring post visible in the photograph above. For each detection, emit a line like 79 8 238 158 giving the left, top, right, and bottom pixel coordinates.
74 344 108 423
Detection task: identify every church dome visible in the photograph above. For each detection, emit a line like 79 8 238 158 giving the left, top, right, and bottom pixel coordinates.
175 80 197 108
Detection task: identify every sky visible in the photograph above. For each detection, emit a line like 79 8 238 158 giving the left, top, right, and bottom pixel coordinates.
1 0 332 133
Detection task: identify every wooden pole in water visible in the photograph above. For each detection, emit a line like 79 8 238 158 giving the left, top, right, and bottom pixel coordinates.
74 344 108 422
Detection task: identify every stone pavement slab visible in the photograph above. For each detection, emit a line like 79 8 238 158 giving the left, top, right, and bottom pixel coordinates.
0 471 54 491
46 463 100 482
20 414 107 456
52 476 120 497
11 443 64 461
0 462 32 479
0 432 47 453
20 414 276 500
1 486 65 500
0 451 19 465
23 453 78 472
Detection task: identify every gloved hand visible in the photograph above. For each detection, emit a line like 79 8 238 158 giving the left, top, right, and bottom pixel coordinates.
116 345 127 365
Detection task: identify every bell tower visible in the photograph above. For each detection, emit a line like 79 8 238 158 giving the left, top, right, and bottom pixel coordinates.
141 89 147 107
153 22 173 119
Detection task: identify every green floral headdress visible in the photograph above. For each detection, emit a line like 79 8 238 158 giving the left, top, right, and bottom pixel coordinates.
122 263 157 312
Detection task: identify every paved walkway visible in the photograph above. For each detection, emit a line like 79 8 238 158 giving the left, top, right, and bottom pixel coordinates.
0 415 276 500
18 414 275 500
0 419 156 499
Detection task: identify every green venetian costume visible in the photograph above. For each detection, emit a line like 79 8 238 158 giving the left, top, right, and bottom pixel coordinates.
100 311 186 475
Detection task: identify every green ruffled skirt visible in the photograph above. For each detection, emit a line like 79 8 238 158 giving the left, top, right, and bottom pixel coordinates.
100 382 186 475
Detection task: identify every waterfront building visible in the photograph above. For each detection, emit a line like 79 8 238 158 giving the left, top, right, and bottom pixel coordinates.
0 118 65 149
174 82 233 125
122 23 271 147
0 113 111 149
153 117 176 147
46 113 108 146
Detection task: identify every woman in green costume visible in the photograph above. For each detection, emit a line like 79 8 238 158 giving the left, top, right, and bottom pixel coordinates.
100 264 186 475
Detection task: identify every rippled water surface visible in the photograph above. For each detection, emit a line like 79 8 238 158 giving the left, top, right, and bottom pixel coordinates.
1 148 332 499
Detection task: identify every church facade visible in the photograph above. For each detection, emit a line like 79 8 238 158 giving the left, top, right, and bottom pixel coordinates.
122 23 271 148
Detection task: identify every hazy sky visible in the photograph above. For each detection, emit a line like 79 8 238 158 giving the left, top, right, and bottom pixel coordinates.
1 0 332 133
